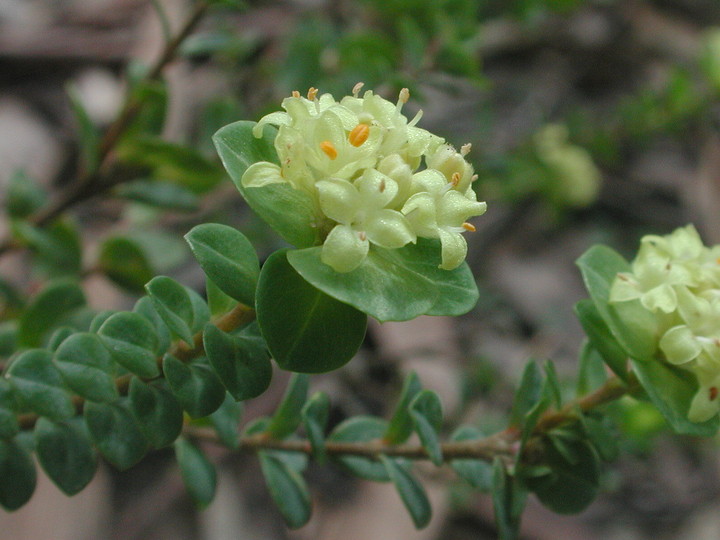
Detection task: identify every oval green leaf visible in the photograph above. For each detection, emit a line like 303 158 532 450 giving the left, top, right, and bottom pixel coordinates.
128 378 183 449
162 355 226 418
97 236 154 294
54 332 118 403
409 390 443 466
175 438 217 508
380 455 432 529
97 311 160 378
259 451 312 529
0 438 36 510
84 401 148 470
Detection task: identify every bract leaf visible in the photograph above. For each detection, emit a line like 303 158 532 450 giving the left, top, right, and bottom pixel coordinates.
257 250 367 373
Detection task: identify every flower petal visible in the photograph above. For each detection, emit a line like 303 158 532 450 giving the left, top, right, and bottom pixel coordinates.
659 325 702 365
640 283 678 313
316 178 359 224
321 224 369 273
438 228 468 270
241 162 285 188
364 209 416 249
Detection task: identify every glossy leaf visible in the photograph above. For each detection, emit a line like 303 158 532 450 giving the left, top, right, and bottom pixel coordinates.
257 250 367 373
7 349 75 420
146 276 196 345
133 296 172 354
302 392 330 461
185 223 259 306
631 357 719 436
409 390 443 466
128 378 183 449
18 280 85 348
259 452 312 529
384 372 422 444
576 245 657 361
98 236 154 294
268 374 308 439
54 332 118 403
0 438 36 510
175 438 217 508
450 426 493 491
203 323 271 401
97 311 159 378
34 418 97 495
206 277 236 317
213 121 318 248
328 416 390 481
209 393 243 449
380 456 431 529
162 355 226 418
84 401 148 470
575 299 629 381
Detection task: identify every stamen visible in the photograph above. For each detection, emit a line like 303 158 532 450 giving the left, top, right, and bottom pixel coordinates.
451 172 461 187
379 179 386 193
710 387 718 401
462 222 476 232
291 90 300 98
349 124 370 147
307 87 318 101
461 143 472 156
398 88 409 104
352 82 364 97
320 140 338 160
358 231 367 241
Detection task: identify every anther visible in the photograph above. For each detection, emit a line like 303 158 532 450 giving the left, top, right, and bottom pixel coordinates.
358 231 367 241
349 124 370 147
320 140 338 160
451 172 461 187
379 179 386 193
352 82 364 97
462 222 476 232
461 143 472 156
291 90 300 98
307 87 318 100
710 387 718 401
398 88 409 104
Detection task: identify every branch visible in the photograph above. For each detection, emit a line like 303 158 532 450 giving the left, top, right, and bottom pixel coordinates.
0 1 210 257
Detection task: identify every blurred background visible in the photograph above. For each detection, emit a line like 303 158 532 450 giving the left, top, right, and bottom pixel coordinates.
1 0 720 538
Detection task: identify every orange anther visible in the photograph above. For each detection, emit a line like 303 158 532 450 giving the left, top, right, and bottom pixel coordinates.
291 90 300 98
711 387 718 401
307 87 318 100
349 124 370 147
320 140 338 160
451 172 461 187
462 222 476 232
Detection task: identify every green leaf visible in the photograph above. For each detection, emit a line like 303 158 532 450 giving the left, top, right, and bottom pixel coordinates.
576 245 657 361
302 392 330 461
287 238 478 322
133 296 172 354
409 390 443 466
267 373 308 439
89 310 115 333
34 418 97 495
97 236 155 294
6 170 46 219
185 224 259 307
47 326 75 351
7 349 75 420
205 277 236 317
384 372 422 444
128 378 183 449
450 426 493 491
54 332 118 403
203 323 271 401
18 280 85 348
84 400 148 470
116 180 199 211
522 433 600 514
257 250 367 373
380 456 431 529
213 121 319 248
175 438 217 508
118 136 225 194
492 458 527 540
67 84 100 172
0 438 36 510
0 322 17 358
328 416 390 481
209 392 243 449
97 312 160 378
509 361 543 428
14 220 82 278
162 355 226 418
121 79 167 139
0 381 19 438
259 451 312 529
631 357 719 436
575 299 629 381
576 341 609 397
146 276 209 346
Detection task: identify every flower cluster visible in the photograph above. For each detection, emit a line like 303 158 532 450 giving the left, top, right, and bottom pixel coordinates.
609 225 720 422
243 84 487 272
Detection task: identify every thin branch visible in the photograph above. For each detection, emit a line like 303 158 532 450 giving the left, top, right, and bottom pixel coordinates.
0 1 210 257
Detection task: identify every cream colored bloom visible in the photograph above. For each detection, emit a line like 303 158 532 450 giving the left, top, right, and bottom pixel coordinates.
242 85 487 272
